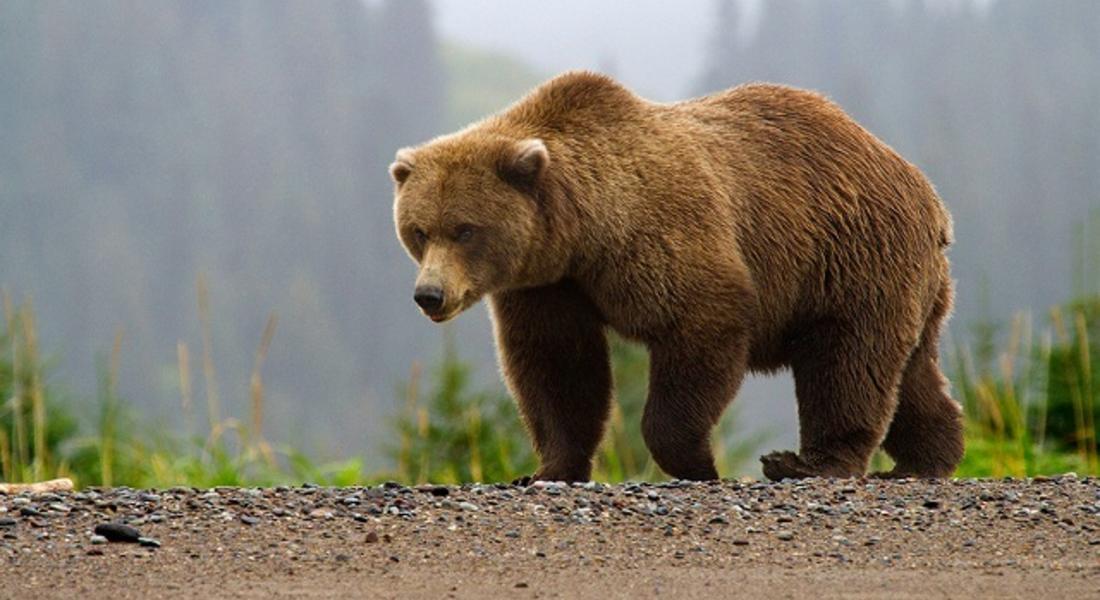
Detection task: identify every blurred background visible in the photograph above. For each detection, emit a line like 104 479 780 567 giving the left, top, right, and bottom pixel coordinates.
1 0 1097 487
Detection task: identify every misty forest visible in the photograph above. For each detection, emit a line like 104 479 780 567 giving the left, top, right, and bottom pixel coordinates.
1 0 1098 486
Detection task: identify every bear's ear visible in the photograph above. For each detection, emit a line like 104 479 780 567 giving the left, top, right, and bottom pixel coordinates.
499 138 549 190
389 148 415 185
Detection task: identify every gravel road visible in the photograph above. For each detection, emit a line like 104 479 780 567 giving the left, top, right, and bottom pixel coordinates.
2 477 1098 599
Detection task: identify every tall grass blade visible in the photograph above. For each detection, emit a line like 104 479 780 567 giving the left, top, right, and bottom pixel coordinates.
197 274 221 433
177 341 194 437
21 303 48 481
249 313 277 464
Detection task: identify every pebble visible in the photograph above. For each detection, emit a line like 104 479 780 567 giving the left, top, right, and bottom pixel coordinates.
90 535 108 545
458 502 479 512
776 531 795 541
240 515 259 526
138 537 161 548
94 523 142 543
365 531 380 543
0 518 16 528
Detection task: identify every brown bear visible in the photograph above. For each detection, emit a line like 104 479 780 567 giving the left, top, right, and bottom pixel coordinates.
390 71 964 482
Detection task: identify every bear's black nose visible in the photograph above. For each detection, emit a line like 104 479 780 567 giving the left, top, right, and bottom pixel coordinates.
414 286 445 312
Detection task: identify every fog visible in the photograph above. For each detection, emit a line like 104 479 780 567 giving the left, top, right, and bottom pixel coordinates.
2 0 1097 470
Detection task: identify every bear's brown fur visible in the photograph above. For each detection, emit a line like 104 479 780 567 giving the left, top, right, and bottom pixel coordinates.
390 71 964 482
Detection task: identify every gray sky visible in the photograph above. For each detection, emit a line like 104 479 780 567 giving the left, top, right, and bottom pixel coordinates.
434 0 725 100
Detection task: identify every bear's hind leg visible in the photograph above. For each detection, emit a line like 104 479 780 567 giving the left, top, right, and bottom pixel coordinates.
491 282 613 483
762 320 911 481
879 284 964 478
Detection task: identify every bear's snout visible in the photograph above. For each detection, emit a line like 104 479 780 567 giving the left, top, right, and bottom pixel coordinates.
413 285 445 314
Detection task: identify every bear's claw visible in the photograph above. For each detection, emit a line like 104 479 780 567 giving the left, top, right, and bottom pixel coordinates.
760 450 820 481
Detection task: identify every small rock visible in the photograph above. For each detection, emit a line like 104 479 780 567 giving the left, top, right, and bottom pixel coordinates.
90 535 108 545
732 539 750 546
86 547 105 556
458 502 479 512
922 499 942 509
515 582 529 589
94 523 142 543
429 486 450 497
240 515 259 526
365 531 380 543
776 531 795 541
0 518 16 528
19 506 43 518
138 537 161 548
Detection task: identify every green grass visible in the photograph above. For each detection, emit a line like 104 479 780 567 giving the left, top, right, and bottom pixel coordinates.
1 285 369 489
951 298 1099 477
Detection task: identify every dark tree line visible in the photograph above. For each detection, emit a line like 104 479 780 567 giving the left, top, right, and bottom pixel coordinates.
698 0 1100 324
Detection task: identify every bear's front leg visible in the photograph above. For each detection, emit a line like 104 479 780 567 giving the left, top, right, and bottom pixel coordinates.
642 330 749 481
490 281 612 483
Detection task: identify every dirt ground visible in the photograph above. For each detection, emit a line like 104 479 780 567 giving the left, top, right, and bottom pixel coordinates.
2 477 1098 599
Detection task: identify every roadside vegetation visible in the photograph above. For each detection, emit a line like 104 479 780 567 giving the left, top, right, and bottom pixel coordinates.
3 279 1097 489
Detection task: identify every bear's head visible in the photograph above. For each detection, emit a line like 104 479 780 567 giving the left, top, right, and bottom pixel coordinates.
390 134 550 322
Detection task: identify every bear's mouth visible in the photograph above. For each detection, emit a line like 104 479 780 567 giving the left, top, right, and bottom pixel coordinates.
424 305 461 323
423 292 477 323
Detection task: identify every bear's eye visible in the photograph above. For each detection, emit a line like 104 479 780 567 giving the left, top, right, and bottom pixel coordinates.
455 225 475 243
413 229 428 245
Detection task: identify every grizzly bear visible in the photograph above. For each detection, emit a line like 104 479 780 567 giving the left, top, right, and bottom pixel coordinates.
390 71 964 482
